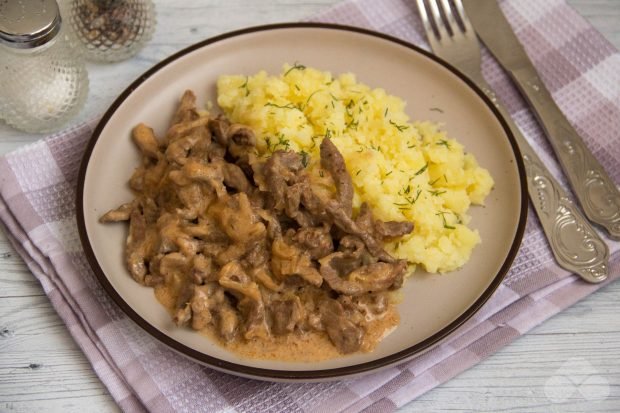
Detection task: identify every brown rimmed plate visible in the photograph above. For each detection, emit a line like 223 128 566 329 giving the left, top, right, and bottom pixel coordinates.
77 23 527 382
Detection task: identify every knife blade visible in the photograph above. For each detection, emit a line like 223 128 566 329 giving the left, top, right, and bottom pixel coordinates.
463 0 620 240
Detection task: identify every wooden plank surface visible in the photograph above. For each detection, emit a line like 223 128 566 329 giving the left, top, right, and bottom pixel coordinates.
0 1 618 412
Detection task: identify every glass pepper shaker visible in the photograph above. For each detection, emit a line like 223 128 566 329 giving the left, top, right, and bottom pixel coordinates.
62 0 156 63
0 0 89 134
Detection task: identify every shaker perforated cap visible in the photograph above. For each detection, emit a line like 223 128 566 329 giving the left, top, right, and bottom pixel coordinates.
0 0 61 49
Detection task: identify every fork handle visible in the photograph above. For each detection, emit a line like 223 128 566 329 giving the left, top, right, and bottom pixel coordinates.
478 82 609 282
511 67 620 240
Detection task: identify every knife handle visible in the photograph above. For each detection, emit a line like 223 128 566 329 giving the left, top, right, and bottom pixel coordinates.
478 83 608 283
511 68 620 240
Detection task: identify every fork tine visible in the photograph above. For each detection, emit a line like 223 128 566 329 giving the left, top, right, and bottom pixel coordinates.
439 0 459 34
415 0 437 41
453 0 475 34
426 0 450 40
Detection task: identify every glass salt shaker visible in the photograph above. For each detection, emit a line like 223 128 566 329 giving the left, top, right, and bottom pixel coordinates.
62 0 156 63
0 0 89 134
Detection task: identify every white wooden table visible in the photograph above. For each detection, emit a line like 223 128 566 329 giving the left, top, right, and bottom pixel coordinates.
1 1 619 412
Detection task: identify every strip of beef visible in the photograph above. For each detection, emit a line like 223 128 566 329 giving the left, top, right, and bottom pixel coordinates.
209 193 266 245
320 138 353 216
171 90 199 126
165 133 201 166
222 162 250 193
208 115 230 146
217 261 269 339
271 237 323 287
191 254 215 285
291 225 333 260
126 207 153 284
238 296 270 340
320 298 363 353
182 159 227 198
338 293 389 323
356 203 414 241
226 123 257 163
167 116 210 142
227 123 256 147
319 252 407 296
270 296 304 335
175 183 210 220
256 209 282 240
99 200 135 223
263 150 305 212
132 123 161 160
323 198 393 261
217 261 262 302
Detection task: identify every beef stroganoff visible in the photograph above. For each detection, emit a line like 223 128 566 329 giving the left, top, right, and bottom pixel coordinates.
101 66 494 361
101 90 413 359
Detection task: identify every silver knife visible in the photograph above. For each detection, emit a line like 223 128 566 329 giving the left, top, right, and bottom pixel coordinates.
463 0 620 240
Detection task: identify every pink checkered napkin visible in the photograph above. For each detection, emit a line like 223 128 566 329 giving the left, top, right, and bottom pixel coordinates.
1 0 619 411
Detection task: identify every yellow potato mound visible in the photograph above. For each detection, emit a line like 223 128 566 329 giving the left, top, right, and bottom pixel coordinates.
217 64 494 273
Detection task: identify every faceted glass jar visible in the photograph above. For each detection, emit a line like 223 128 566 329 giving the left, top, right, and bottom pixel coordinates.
0 27 89 134
62 0 156 63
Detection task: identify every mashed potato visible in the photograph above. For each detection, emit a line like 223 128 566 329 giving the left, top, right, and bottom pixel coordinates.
217 64 494 273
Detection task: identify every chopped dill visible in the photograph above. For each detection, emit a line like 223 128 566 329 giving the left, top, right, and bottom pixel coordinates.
264 135 291 152
319 170 325 177
309 136 318 149
384 107 389 117
428 190 446 196
414 163 428 176
298 89 322 110
394 188 422 206
300 150 309 168
264 102 297 110
385 171 393 176
346 119 359 130
430 107 444 113
436 139 451 149
453 212 463 224
429 176 441 185
356 169 361 176
239 76 250 96
436 211 456 229
284 62 306 76
389 120 409 132
356 146 364 153
294 84 301 91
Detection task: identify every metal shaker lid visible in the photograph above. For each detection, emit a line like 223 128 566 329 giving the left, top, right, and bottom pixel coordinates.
0 0 61 49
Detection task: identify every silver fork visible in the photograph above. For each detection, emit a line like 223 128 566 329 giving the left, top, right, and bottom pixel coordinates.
415 0 608 283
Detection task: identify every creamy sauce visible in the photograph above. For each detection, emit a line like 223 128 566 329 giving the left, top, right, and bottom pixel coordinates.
218 307 399 362
154 282 399 362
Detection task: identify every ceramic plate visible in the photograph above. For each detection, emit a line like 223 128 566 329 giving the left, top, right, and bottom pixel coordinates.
77 23 527 381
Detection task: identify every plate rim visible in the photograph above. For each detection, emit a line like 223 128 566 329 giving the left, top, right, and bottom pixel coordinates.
76 22 528 381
